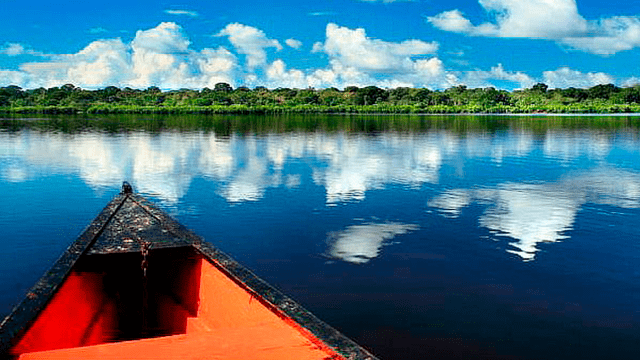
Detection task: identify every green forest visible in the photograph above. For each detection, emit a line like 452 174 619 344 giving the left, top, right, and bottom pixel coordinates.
2 82 640 114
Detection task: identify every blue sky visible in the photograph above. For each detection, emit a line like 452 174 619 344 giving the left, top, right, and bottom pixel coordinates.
1 0 639 90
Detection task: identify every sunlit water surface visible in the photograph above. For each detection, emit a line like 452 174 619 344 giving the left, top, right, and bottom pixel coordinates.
1 115 640 359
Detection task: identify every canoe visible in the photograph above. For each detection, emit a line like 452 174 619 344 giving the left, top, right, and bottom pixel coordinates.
0 183 377 360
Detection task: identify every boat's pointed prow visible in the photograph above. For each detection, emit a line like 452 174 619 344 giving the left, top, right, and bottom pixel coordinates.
0 186 377 360
121 181 133 194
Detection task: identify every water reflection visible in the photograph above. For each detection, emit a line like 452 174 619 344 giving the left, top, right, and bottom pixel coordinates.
0 130 445 204
326 222 419 264
312 134 442 204
3 116 640 359
2 116 640 263
429 168 640 261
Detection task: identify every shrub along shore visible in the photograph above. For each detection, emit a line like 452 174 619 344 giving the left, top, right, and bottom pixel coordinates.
2 82 640 115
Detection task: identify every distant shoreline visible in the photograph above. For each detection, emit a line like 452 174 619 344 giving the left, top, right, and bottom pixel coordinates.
2 83 640 115
3 106 640 116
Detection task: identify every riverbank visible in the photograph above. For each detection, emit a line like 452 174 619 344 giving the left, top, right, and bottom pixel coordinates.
3 83 640 115
3 103 640 115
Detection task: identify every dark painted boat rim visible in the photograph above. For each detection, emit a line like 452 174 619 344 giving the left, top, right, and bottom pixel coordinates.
0 182 378 360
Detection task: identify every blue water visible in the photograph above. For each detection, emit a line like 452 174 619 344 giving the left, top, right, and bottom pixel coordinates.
1 115 640 359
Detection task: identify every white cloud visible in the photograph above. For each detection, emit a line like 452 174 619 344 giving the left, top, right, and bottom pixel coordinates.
560 16 640 55
461 63 535 89
285 38 303 49
322 23 438 72
131 22 190 54
3 22 238 89
164 9 199 17
327 222 419 264
428 0 587 37
283 23 454 89
0 21 627 91
1 43 27 56
0 70 28 87
622 77 640 87
428 10 481 35
542 67 614 89
63 38 131 88
265 59 309 88
1 43 46 57
217 23 282 69
216 22 454 90
428 0 640 55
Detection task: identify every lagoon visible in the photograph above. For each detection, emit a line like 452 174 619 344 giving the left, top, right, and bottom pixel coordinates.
1 114 640 359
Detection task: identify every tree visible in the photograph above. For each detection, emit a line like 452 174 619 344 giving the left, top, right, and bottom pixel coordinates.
355 86 387 105
145 86 161 94
622 86 640 103
214 82 233 93
588 84 618 99
561 87 588 101
427 92 451 105
61 84 77 92
388 87 411 104
412 88 432 103
476 87 511 106
344 86 359 93
294 89 319 105
531 83 548 93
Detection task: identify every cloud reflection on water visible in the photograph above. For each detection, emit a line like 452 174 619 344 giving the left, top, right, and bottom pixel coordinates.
326 222 419 264
0 131 445 204
429 168 640 261
2 127 640 262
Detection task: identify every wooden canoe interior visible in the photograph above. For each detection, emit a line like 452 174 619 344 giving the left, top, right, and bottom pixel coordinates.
10 247 343 360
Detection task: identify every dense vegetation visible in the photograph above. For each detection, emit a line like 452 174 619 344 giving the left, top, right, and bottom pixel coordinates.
2 82 640 114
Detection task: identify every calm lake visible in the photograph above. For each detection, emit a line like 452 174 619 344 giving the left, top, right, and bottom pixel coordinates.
1 114 640 359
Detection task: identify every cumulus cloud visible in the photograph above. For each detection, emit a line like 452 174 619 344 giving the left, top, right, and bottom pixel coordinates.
265 60 308 88
285 38 303 49
217 23 282 69
622 77 640 87
321 23 438 72
427 0 640 55
1 22 238 89
461 63 535 89
1 43 46 57
561 16 640 55
277 23 455 89
542 67 614 89
1 43 26 56
0 21 628 91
